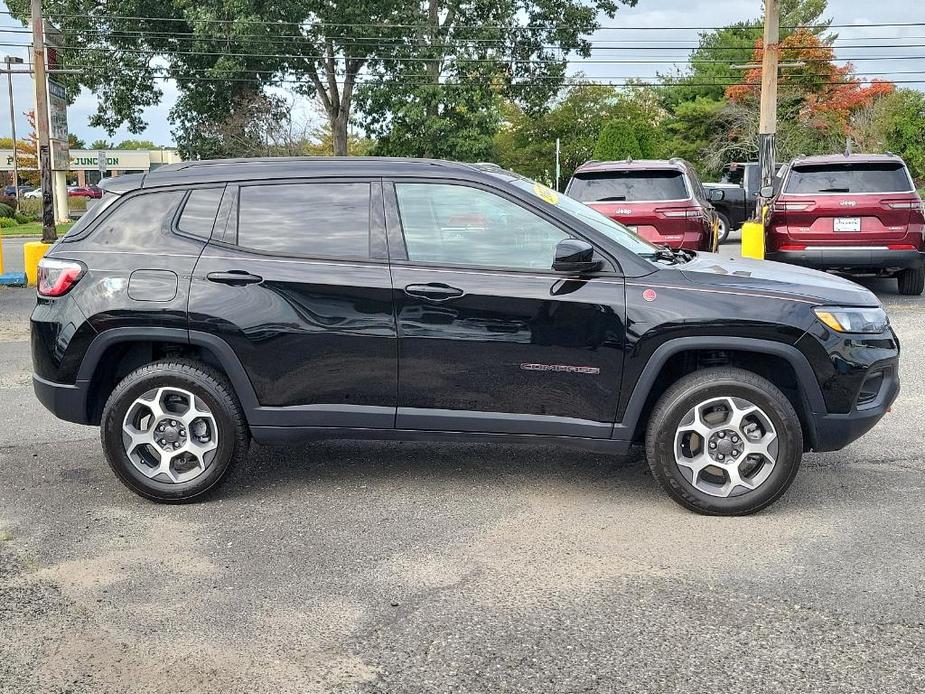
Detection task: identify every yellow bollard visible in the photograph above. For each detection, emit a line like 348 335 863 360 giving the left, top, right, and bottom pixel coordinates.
23 241 52 286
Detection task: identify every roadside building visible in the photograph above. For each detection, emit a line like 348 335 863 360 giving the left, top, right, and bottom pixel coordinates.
0 148 182 186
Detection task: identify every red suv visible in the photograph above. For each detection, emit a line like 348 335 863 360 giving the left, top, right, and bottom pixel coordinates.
767 154 924 295
566 159 719 251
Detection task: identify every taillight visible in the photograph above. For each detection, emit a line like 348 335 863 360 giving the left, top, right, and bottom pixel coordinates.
37 258 85 297
655 207 703 219
887 244 917 250
773 201 812 211
778 244 807 251
882 200 919 209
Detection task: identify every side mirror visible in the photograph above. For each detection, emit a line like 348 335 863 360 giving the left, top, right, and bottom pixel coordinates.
552 239 602 274
759 184 774 198
708 188 725 202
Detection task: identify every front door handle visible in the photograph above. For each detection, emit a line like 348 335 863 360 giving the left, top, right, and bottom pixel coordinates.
404 282 465 302
207 270 264 286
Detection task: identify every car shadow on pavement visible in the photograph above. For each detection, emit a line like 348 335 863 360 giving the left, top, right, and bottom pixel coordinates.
219 439 657 502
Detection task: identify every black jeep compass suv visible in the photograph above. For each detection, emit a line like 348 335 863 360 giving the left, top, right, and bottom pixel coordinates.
31 157 899 515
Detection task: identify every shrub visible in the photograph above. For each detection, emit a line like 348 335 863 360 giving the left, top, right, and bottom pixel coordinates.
18 198 42 218
0 195 16 210
69 195 87 211
0 202 13 218
593 120 643 161
14 212 31 224
0 216 18 227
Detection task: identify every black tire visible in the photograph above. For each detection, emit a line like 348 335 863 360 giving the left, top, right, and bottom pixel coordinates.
715 212 732 245
100 359 249 503
644 367 803 516
897 266 924 296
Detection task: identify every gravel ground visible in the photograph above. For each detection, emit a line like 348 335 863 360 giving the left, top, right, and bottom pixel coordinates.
1 252 924 693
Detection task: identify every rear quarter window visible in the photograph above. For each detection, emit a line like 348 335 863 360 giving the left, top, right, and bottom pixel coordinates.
568 170 689 202
83 190 186 247
785 163 913 194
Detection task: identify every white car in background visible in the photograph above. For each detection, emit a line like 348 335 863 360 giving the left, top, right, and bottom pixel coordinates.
23 188 42 198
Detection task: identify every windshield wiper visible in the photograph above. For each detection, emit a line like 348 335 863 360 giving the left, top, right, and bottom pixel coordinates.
817 187 850 193
596 195 627 201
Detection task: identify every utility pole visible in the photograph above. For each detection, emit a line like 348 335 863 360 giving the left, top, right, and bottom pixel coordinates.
31 0 56 243
4 55 23 210
758 0 780 193
555 137 561 192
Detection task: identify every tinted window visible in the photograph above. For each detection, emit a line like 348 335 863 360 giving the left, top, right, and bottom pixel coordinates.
178 188 224 238
395 183 570 270
90 191 186 247
237 183 370 257
785 163 912 194
568 170 689 202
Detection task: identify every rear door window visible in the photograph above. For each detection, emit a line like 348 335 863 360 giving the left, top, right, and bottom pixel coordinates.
568 170 689 202
88 191 186 247
178 187 224 238
785 163 913 194
236 183 371 258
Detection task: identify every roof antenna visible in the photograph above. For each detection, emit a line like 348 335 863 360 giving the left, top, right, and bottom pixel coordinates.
844 137 853 156
626 156 633 164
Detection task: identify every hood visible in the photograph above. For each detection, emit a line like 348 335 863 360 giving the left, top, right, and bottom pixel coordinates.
679 251 880 306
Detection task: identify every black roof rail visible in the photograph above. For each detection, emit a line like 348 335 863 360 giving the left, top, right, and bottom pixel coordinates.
152 155 471 174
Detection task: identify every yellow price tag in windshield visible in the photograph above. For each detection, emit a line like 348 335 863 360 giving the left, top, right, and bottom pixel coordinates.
533 183 559 205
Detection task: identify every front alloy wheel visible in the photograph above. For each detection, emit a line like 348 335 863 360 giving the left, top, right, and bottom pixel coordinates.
674 396 778 497
645 367 803 515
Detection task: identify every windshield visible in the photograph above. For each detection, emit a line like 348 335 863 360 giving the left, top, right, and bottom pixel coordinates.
785 163 913 194
568 170 689 202
498 175 663 259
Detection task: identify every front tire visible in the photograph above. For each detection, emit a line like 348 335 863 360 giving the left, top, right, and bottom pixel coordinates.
644 367 803 516
897 266 924 296
100 359 249 503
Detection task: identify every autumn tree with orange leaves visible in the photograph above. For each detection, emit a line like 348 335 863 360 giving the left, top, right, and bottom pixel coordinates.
726 29 894 132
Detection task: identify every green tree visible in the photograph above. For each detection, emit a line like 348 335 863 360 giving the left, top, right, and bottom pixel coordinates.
852 90 925 181
115 139 157 150
356 0 638 161
89 139 112 149
67 133 85 148
6 0 409 157
593 121 642 161
493 83 622 186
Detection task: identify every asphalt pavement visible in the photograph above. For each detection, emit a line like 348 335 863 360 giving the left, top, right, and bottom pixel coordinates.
1 242 924 693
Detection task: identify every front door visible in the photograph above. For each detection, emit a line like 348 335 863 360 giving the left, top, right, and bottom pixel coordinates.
386 181 626 438
188 179 397 429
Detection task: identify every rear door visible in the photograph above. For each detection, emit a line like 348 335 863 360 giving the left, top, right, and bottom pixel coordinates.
778 162 917 244
386 180 626 438
188 179 397 429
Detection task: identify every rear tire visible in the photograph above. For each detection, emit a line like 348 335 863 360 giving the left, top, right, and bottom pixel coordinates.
644 367 803 516
716 212 732 245
100 359 249 503
897 266 924 296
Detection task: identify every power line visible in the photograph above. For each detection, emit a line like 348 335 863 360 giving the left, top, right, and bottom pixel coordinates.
1 9 924 31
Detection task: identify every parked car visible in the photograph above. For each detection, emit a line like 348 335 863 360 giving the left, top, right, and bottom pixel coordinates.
32 157 898 515
68 185 103 199
704 162 784 243
566 159 721 251
3 184 35 197
766 153 925 295
23 188 42 199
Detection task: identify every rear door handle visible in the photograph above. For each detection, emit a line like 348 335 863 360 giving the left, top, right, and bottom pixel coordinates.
207 270 264 286
404 282 465 302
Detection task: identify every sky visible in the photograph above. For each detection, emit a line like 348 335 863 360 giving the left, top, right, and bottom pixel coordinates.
0 0 922 148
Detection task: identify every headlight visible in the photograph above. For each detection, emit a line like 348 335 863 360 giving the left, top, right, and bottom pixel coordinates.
813 306 889 334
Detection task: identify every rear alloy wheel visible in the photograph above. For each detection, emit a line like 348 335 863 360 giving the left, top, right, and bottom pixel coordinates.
101 359 249 502
645 367 803 515
897 266 924 296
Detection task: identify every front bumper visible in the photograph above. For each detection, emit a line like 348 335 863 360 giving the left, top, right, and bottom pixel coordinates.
767 248 924 273
807 360 900 452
